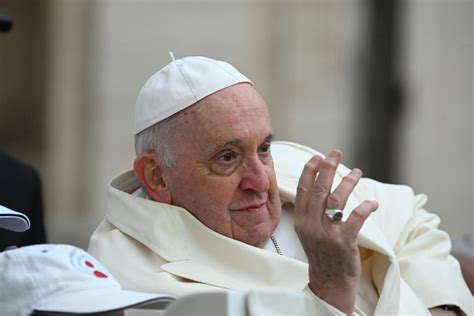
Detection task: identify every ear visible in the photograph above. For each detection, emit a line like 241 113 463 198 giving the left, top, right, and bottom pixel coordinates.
133 153 172 204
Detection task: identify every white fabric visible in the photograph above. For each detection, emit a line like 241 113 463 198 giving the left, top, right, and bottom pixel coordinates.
134 186 352 315
0 244 174 315
0 205 30 232
263 203 308 263
134 56 252 134
264 206 377 316
89 141 473 315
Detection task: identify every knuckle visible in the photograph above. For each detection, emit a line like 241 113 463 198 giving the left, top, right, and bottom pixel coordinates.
296 185 308 194
351 208 365 220
326 194 342 207
321 158 338 170
342 174 358 186
303 159 318 171
311 183 327 196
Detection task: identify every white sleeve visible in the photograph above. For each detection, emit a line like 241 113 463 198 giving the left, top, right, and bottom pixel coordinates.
303 285 366 316
361 178 472 316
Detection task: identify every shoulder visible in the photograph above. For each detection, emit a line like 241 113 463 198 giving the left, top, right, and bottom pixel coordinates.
0 150 38 183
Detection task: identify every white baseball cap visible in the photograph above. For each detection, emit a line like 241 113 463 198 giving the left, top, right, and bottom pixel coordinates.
0 205 30 232
134 54 253 134
0 244 175 315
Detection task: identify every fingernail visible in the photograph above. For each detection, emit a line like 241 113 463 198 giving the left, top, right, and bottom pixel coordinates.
329 150 341 159
352 168 362 176
372 200 379 210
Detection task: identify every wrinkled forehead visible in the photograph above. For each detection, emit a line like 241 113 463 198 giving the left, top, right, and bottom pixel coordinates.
172 84 272 149
183 83 269 126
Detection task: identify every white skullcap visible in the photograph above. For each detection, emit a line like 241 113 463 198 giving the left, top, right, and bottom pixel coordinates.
133 54 253 135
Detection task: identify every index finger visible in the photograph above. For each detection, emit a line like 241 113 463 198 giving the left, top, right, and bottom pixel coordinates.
308 150 342 219
294 155 322 217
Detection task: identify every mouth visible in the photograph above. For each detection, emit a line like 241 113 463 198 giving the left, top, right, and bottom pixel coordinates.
234 203 267 212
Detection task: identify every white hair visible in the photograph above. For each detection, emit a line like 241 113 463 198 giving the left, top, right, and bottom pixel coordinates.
134 114 179 167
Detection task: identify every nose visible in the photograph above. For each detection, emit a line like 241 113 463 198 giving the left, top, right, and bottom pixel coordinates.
239 157 270 193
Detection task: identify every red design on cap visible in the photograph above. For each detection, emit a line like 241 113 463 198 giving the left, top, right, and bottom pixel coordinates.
82 259 108 278
85 260 94 268
94 270 108 278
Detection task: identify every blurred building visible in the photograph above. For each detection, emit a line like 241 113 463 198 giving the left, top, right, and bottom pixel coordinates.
0 0 472 249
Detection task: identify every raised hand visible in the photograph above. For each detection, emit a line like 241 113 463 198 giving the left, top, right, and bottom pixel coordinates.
294 150 378 314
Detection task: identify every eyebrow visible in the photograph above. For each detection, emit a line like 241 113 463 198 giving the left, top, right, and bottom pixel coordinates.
212 133 275 152
265 133 275 143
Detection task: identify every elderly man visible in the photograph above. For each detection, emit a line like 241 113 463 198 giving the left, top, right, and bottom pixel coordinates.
89 55 472 315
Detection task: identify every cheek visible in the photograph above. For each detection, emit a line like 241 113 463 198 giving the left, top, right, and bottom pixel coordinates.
177 176 242 238
172 171 240 213
265 165 278 191
201 178 240 207
266 168 281 212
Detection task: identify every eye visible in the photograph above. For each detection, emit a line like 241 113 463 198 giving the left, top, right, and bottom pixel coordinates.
217 151 237 164
258 142 271 155
210 150 240 175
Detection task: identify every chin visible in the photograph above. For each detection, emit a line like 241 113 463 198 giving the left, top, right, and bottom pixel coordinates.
243 225 274 248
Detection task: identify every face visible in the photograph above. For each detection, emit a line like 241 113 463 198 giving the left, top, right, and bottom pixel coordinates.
161 83 281 247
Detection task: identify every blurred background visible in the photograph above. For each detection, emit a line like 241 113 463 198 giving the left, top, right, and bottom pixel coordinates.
0 0 472 250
